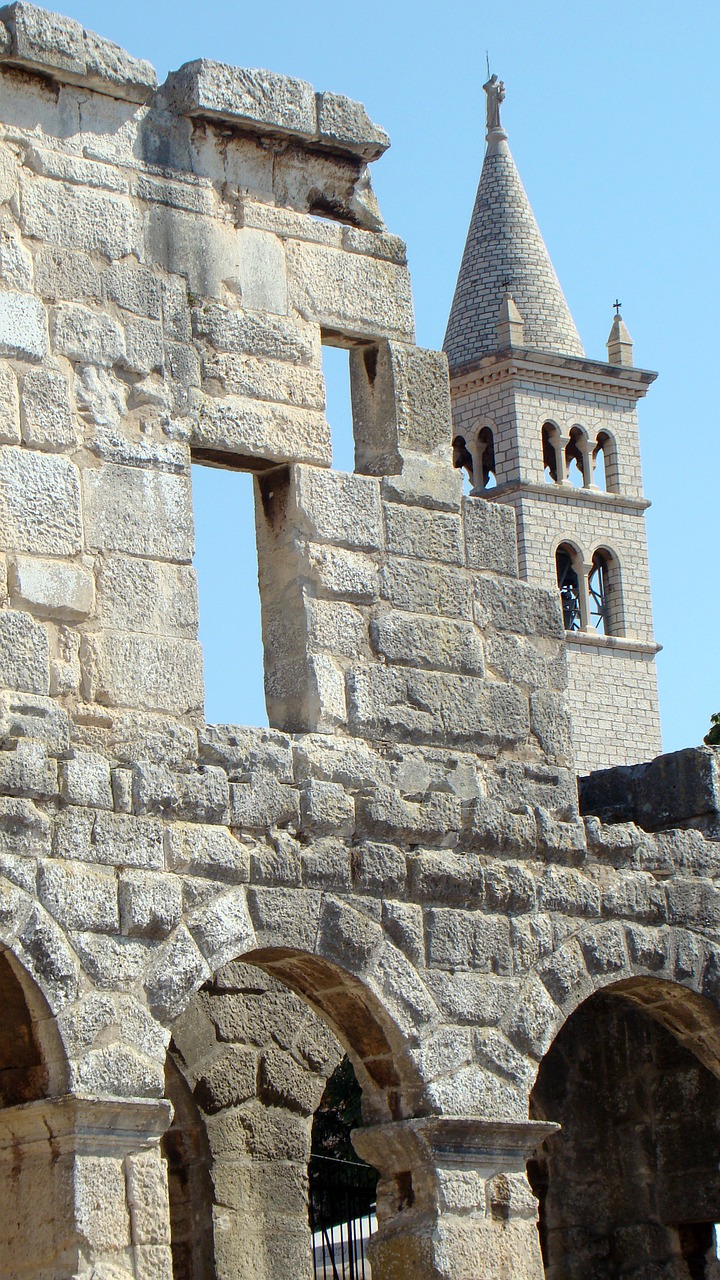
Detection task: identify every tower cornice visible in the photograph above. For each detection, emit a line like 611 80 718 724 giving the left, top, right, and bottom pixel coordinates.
448 347 657 403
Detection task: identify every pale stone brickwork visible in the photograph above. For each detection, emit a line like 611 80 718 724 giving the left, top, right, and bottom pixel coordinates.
444 130 584 369
0 10 716 1280
445 105 662 773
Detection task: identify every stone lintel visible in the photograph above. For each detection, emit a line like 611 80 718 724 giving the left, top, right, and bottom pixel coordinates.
449 347 657 401
0 1094 172 1154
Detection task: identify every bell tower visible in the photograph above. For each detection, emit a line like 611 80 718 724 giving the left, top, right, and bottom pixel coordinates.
444 76 662 774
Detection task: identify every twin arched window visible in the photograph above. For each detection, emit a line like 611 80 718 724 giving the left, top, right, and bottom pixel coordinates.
453 424 497 491
555 543 621 636
542 422 618 492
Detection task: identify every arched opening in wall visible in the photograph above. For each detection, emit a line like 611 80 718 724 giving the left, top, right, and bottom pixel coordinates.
163 1052 216 1280
528 982 720 1280
565 426 588 488
165 944 414 1280
309 1056 378 1276
593 430 619 493
0 948 69 1275
542 422 562 483
452 433 475 493
476 424 497 489
589 547 623 636
556 543 583 632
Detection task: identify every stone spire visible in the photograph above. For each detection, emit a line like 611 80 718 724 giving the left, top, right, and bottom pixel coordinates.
444 77 585 370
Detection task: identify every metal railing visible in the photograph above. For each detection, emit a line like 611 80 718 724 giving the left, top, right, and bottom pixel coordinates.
309 1154 377 1280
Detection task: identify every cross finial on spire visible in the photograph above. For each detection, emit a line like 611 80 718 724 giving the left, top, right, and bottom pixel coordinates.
613 298 622 317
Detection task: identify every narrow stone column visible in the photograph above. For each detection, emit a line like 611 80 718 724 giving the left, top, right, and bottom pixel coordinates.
353 1116 557 1280
0 1095 172 1280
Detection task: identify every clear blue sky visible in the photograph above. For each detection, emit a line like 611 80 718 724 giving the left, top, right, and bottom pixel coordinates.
61 0 720 751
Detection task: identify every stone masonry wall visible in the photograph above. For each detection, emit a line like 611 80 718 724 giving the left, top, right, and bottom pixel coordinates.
0 8 717 1280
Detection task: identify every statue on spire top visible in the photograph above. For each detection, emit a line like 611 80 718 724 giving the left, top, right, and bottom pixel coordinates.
483 73 505 132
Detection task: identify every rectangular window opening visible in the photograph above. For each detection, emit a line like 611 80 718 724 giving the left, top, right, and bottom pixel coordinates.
191 461 268 728
321 341 355 473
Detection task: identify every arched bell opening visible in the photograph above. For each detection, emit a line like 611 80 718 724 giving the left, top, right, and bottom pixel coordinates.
528 982 720 1280
555 542 584 632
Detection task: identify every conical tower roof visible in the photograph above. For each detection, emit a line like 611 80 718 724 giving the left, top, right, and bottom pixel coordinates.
444 77 584 370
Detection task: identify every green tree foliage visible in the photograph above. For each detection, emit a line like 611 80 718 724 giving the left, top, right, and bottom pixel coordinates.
311 1055 364 1164
705 713 720 746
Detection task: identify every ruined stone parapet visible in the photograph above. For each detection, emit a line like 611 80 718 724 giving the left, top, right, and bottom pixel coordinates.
580 745 720 840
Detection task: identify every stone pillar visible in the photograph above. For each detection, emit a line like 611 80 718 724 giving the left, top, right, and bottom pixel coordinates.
353 1117 557 1280
0 1095 172 1280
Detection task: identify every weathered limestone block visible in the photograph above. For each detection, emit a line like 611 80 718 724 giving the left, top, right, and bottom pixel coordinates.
59 748 113 808
164 823 250 881
0 446 81 554
371 610 484 675
315 90 389 160
347 665 529 749
167 59 316 136
0 736 56 797
350 341 452 474
463 497 519 577
81 632 204 715
83 464 193 560
0 360 20 443
38 857 118 930
379 556 472 619
34 244 102 302
286 240 414 340
289 464 383 549
474 575 564 638
192 302 317 365
52 300 125 366
0 225 33 289
0 688 69 752
96 556 197 636
20 367 77 450
0 289 47 359
302 542 379 602
384 502 463 564
0 607 49 692
119 869 183 937
194 393 331 467
202 349 325 409
20 177 143 259
9 554 94 620
0 1 157 99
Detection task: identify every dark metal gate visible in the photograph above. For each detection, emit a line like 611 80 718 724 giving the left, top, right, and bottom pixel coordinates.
309 1154 377 1280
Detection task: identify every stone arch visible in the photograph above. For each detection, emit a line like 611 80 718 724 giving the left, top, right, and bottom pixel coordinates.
503 918 720 1114
0 936 80 1278
453 416 498 491
158 904 438 1280
592 426 620 492
554 538 585 631
527 972 720 1278
588 542 625 635
565 423 591 486
147 889 436 1118
541 419 563 482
